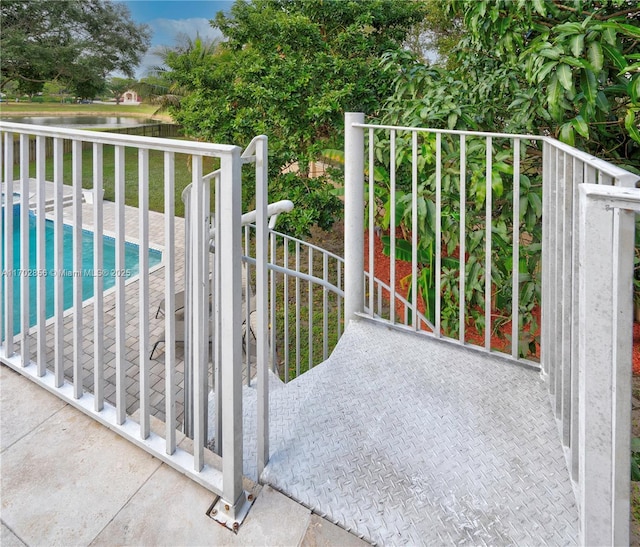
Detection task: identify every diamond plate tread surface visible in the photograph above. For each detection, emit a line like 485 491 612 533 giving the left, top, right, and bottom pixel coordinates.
213 319 579 546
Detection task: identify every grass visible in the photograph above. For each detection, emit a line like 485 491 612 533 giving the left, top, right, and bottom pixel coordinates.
14 143 218 217
0 101 171 121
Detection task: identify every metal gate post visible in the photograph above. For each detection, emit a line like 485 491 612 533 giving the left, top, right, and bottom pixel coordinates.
578 184 635 546
255 136 270 479
212 146 252 527
344 112 365 323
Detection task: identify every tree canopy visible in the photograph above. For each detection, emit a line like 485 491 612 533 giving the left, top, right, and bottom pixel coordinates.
382 0 640 169
0 0 151 96
164 0 427 235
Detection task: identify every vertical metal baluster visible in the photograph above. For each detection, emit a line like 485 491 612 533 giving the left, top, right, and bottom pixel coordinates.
435 133 442 337
459 135 466 343
36 136 47 375
337 260 342 339
93 143 104 409
19 134 30 365
244 224 250 382
269 231 276 371
484 137 492 351
570 158 585 479
560 153 575 445
53 138 64 387
214 171 222 453
295 240 301 378
308 247 313 369
255 135 269 477
411 131 418 331
541 139 553 378
72 140 83 396
284 239 289 381
139 148 150 438
115 145 126 424
368 127 375 317
164 151 176 451
390 129 396 325
554 150 564 416
192 154 206 470
323 252 328 360
511 139 520 359
0 132 4 351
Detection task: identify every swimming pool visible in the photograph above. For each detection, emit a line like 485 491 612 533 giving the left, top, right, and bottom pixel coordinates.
2 205 162 335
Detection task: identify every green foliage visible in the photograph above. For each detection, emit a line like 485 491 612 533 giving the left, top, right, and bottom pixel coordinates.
448 0 640 167
632 437 640 481
402 0 464 66
371 0 638 356
164 0 426 236
0 1 150 97
359 129 542 354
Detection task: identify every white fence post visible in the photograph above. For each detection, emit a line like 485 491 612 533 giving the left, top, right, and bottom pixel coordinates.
344 112 365 323
255 136 270 478
578 184 634 546
215 146 250 523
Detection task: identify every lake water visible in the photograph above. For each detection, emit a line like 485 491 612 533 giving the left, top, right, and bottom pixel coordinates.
0 116 160 129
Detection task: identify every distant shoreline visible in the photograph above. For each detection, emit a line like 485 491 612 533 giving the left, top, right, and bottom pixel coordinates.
0 103 173 123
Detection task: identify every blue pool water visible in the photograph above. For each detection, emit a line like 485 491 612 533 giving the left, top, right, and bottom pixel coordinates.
2 205 162 335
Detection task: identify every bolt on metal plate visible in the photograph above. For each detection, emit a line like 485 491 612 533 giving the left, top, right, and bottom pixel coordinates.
206 491 254 533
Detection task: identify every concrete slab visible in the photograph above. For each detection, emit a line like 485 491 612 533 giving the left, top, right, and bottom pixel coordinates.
239 485 311 546
1 404 161 546
0 365 66 451
1 522 26 547
300 514 369 547
91 471 311 547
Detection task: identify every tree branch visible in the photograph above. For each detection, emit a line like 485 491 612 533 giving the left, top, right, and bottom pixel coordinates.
602 7 640 20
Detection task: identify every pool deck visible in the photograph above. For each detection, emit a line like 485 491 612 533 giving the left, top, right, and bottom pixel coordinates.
1 364 367 546
12 180 191 425
2 182 358 545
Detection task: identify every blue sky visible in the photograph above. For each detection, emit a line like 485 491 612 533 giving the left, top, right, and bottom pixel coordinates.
119 1 234 77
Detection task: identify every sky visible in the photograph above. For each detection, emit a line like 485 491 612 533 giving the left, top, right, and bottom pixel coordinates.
118 1 234 78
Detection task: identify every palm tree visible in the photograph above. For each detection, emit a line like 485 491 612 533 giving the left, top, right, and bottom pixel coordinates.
133 33 219 116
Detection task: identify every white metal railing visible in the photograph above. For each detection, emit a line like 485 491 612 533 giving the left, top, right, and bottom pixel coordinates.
345 112 547 364
575 183 638 545
240 224 432 385
343 112 640 545
242 227 345 382
542 145 639 546
0 121 252 528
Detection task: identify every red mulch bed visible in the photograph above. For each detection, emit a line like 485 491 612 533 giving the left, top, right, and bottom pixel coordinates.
365 229 640 374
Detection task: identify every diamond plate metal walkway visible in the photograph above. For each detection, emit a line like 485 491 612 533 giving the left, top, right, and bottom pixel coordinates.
211 319 579 545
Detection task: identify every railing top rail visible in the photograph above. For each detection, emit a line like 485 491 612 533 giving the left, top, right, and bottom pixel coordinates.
353 122 545 142
581 183 640 211
545 137 640 184
0 121 240 157
247 225 345 264
352 120 638 184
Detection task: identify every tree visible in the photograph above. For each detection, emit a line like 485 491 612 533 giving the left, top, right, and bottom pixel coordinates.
402 0 464 66
164 0 427 236
0 1 150 92
375 0 639 352
447 0 640 167
133 35 220 114
383 0 639 168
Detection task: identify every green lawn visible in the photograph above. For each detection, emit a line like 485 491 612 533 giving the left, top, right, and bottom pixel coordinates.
14 144 217 217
